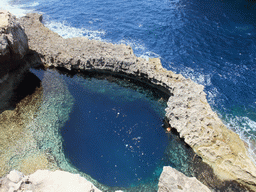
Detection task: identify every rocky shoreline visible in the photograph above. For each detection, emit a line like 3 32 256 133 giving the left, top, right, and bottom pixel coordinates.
0 10 256 191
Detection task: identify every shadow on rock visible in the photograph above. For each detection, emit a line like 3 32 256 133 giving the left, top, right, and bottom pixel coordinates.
0 68 41 114
11 71 41 106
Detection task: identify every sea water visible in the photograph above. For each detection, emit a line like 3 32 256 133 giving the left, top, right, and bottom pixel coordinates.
60 73 168 187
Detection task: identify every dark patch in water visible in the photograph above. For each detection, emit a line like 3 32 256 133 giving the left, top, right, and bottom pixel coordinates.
0 70 41 113
12 72 41 104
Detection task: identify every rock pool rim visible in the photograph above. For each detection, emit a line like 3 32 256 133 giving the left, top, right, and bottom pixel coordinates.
19 12 256 191
53 66 171 100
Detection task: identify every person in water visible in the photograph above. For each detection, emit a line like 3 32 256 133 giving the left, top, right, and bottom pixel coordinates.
166 127 171 133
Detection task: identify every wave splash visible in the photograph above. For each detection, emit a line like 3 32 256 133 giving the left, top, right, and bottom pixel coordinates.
44 20 106 40
224 115 256 164
0 0 38 17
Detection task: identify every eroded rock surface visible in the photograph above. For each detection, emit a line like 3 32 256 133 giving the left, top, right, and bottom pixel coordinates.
158 166 211 192
18 13 256 191
0 10 28 78
0 170 102 192
0 10 31 113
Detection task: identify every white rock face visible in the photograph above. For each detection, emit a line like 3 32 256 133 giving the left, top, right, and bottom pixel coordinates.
0 170 102 192
158 166 211 192
0 10 28 60
0 168 211 192
0 10 28 78
6 170 24 183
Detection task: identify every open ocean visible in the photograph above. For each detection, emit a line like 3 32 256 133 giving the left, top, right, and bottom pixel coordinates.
1 0 256 188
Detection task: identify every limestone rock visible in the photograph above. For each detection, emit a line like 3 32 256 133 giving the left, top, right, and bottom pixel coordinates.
158 166 211 192
0 170 102 192
0 10 28 78
6 170 24 183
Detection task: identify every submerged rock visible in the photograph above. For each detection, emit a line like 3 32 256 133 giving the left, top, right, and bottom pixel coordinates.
0 10 28 78
158 166 211 192
0 85 59 177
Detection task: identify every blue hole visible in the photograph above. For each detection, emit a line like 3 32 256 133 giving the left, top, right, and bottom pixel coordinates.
59 72 169 187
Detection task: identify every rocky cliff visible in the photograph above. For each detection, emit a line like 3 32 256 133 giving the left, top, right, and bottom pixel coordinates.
0 10 33 113
0 10 28 78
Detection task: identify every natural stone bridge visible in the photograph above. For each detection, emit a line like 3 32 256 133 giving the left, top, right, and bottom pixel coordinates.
1 10 256 191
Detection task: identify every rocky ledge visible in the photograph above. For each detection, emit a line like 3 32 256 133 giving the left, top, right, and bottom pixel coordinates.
17 13 256 191
0 170 102 192
158 166 211 192
0 167 211 192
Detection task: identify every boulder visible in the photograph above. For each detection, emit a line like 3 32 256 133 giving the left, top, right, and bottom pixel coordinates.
0 10 28 78
0 170 102 192
158 166 211 192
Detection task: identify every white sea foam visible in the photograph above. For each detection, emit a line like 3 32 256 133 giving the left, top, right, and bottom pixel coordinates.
169 61 256 164
19 1 40 8
206 87 221 106
0 0 37 18
182 67 212 86
118 39 161 61
44 20 105 40
140 51 162 61
224 115 256 164
168 64 213 87
0 0 106 41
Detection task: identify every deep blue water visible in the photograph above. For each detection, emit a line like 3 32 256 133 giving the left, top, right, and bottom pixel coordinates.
61 74 168 187
2 0 256 187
